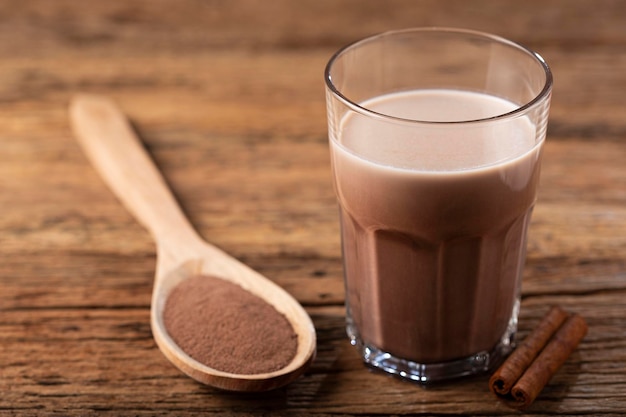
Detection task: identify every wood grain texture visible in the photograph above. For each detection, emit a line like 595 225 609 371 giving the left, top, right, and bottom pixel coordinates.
0 0 625 415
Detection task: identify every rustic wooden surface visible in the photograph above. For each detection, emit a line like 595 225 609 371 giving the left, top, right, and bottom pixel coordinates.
0 0 625 415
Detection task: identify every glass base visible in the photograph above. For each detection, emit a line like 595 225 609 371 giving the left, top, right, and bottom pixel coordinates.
346 309 518 384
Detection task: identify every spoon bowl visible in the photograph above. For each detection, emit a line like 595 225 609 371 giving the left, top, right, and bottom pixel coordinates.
69 94 316 392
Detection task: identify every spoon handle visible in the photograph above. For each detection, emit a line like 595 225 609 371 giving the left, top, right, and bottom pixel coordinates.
69 94 200 252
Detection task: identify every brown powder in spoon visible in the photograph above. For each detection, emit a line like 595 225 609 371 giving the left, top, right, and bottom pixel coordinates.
163 275 298 375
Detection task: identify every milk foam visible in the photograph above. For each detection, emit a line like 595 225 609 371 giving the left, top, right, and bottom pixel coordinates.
336 89 537 171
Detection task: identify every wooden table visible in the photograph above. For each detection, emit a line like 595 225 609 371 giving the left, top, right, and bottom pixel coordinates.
1 1 625 415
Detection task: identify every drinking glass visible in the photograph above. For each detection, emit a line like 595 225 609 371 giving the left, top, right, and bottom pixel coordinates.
324 28 552 383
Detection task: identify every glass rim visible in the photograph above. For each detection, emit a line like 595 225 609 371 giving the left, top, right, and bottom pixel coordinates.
324 27 553 126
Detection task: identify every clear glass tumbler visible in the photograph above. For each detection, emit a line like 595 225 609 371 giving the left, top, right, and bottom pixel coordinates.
324 28 552 383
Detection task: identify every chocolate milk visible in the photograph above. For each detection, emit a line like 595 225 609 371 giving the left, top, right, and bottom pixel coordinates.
330 90 543 364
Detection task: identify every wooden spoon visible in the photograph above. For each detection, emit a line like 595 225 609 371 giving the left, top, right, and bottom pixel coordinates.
69 94 316 392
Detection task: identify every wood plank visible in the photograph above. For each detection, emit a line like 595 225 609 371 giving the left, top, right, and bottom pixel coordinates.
1 299 624 415
0 0 625 56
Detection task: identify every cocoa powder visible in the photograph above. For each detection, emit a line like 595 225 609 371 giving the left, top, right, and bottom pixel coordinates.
163 275 298 375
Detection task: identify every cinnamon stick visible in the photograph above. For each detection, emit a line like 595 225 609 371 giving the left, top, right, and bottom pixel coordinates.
509 313 588 409
489 307 588 410
489 306 569 395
